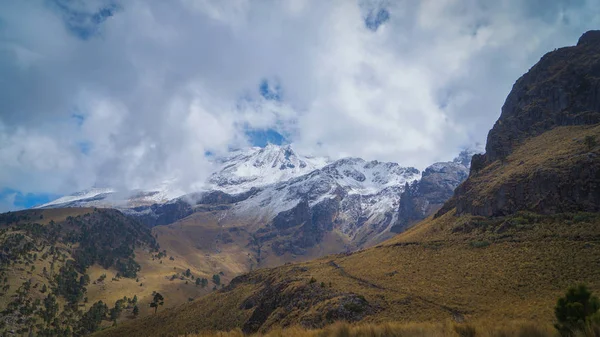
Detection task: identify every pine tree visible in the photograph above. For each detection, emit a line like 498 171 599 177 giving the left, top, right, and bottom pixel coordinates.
555 284 600 335
150 292 164 314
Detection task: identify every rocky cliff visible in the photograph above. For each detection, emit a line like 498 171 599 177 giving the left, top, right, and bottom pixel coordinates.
484 30 600 163
392 150 474 232
441 30 600 217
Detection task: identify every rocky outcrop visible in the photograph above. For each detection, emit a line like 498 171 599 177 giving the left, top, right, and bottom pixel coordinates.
272 199 312 230
392 151 473 232
442 31 600 218
484 30 600 164
450 125 600 217
128 189 259 227
131 199 193 227
223 268 373 334
269 198 341 256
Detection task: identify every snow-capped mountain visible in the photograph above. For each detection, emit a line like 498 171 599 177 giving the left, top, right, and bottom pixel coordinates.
37 144 326 209
226 157 420 248
37 144 476 251
208 144 329 193
38 188 116 208
36 185 183 209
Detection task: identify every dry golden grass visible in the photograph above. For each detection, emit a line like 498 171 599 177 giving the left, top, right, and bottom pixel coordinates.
154 210 350 283
0 208 209 324
84 248 209 319
182 321 561 337
94 209 600 337
28 126 600 336
462 124 600 207
0 204 351 327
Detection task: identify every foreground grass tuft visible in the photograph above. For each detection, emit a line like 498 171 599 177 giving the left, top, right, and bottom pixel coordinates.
183 321 569 337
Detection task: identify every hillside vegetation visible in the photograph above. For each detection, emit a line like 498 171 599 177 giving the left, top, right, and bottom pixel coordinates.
94 212 600 336
154 210 350 279
181 321 562 337
0 208 219 335
94 124 600 337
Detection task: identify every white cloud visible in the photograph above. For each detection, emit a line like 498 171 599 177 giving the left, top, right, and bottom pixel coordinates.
1 0 599 206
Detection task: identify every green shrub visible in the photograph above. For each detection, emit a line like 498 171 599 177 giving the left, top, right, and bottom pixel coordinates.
469 241 490 249
342 302 365 314
212 274 221 285
572 212 597 224
555 284 600 336
584 135 597 150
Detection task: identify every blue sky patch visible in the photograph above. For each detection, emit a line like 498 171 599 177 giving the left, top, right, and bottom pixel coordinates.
77 141 92 155
50 0 120 40
245 128 287 147
0 188 59 210
365 8 390 31
259 79 282 101
71 113 85 126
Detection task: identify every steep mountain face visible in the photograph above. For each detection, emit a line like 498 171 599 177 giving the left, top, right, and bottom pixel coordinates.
208 144 329 194
227 157 421 253
443 30 600 217
392 150 475 232
485 30 600 163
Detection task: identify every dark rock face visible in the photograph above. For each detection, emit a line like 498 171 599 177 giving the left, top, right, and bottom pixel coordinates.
392 152 472 232
270 198 341 256
442 31 600 218
230 269 372 334
485 30 600 163
132 200 193 227
272 200 311 230
454 154 600 217
130 189 259 227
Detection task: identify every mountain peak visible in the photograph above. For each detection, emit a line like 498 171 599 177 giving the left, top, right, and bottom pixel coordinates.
208 144 328 193
442 32 600 218
484 31 600 163
453 148 482 167
577 30 600 46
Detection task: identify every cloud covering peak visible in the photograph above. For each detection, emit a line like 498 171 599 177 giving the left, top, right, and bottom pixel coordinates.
1 0 599 211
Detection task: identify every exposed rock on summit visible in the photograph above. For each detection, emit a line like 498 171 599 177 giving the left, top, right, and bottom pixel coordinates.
444 31 600 217
485 30 600 163
393 150 475 232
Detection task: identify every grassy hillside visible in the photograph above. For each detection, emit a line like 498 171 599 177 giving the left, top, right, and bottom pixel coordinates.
0 208 216 335
95 125 600 337
153 210 350 282
180 321 560 337
95 211 600 336
0 204 350 335
445 124 600 217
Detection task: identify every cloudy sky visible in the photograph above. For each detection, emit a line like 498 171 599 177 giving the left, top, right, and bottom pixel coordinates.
1 0 599 211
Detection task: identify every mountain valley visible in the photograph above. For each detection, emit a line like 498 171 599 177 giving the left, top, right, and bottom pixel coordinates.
94 31 600 336
0 144 475 335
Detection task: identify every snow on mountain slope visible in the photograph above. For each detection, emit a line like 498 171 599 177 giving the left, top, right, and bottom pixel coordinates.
36 185 184 209
37 188 116 208
36 144 473 253
227 157 420 242
37 145 323 209
208 144 329 193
